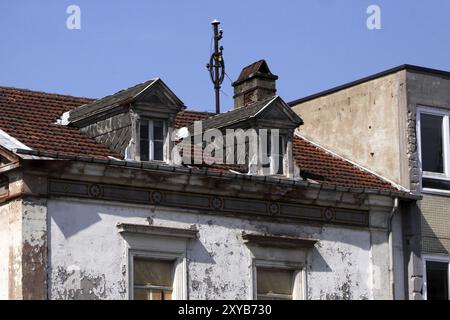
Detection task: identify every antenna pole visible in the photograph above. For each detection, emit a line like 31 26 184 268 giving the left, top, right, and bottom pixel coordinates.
207 19 225 114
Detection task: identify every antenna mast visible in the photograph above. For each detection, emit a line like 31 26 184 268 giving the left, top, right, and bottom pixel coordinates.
207 19 225 114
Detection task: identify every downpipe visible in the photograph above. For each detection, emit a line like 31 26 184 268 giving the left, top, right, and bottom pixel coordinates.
388 197 399 300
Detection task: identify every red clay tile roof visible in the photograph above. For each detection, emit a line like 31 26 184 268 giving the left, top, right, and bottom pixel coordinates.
0 86 396 191
292 136 395 190
175 110 214 129
176 110 395 191
0 86 119 159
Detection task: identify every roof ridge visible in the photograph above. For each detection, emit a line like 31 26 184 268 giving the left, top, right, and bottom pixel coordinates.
0 85 94 101
178 110 214 115
294 132 408 192
204 95 276 119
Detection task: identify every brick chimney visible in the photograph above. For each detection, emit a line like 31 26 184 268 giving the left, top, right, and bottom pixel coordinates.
232 60 278 108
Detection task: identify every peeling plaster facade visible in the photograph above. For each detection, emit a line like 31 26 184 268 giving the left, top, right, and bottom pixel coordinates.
47 199 379 300
0 157 411 300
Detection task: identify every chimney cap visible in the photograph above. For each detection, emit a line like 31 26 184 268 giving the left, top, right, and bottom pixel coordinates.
232 59 278 87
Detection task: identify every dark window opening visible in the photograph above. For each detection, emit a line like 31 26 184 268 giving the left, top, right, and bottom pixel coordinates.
422 178 450 191
420 114 444 174
426 261 449 300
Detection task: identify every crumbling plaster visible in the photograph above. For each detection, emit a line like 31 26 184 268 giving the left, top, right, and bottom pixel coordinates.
0 196 47 300
47 197 394 300
0 199 22 300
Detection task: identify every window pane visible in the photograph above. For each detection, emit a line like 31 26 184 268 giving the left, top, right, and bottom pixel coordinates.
154 120 165 141
257 268 294 297
276 154 284 175
422 178 450 190
134 288 150 300
262 132 271 168
134 288 173 301
140 122 149 140
133 258 173 287
275 136 284 175
420 114 444 173
153 141 164 161
140 140 149 161
426 261 449 300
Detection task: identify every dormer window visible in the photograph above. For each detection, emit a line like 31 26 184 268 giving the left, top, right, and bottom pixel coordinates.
139 119 166 161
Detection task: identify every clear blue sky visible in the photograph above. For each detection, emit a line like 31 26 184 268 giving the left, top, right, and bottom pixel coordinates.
1 1 450 112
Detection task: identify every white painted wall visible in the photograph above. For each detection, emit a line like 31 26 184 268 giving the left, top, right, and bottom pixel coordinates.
47 198 375 300
0 200 22 300
0 203 10 300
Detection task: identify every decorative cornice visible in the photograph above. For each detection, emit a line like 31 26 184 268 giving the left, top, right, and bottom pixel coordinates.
242 232 318 249
48 179 370 227
117 223 198 239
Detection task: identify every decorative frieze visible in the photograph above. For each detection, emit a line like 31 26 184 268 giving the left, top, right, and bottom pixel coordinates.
48 179 369 227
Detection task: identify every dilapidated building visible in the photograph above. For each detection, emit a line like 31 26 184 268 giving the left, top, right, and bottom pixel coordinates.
0 60 420 300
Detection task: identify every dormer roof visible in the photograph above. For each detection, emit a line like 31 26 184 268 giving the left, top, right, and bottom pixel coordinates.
68 78 184 126
190 96 303 133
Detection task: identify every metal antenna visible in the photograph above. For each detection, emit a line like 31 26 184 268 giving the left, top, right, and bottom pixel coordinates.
207 19 225 114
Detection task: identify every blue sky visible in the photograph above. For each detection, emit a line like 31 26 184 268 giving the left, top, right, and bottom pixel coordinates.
1 1 450 112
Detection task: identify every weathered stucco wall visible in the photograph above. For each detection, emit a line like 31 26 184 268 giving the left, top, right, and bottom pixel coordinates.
21 198 48 300
0 199 22 300
47 197 390 300
291 71 408 187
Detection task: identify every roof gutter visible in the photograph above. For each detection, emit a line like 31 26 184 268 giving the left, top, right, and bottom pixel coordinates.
13 148 422 201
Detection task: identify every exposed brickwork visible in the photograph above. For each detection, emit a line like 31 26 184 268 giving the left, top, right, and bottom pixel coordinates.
406 107 420 193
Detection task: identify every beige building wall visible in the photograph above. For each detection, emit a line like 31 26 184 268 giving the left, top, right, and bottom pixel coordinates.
292 68 450 256
291 71 409 188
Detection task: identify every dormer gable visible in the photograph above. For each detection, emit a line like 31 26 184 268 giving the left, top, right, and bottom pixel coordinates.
182 95 303 178
66 78 184 161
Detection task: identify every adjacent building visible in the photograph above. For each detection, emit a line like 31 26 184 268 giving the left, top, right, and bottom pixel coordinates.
290 64 450 300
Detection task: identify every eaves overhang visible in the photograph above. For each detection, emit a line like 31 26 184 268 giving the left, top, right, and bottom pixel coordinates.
14 148 422 201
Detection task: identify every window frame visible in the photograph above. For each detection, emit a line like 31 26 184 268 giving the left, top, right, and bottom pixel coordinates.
422 254 450 300
128 250 185 300
416 106 450 194
118 224 195 301
139 118 167 162
252 259 305 300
